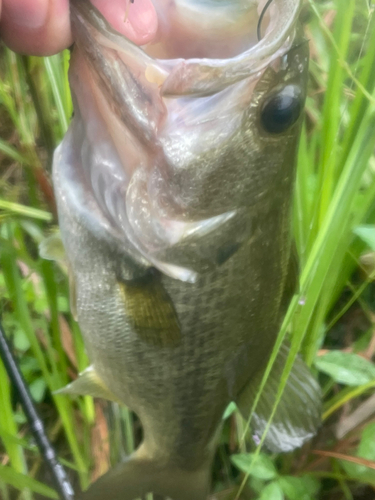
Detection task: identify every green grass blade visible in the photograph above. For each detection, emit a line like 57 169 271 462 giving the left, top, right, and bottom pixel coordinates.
44 57 69 136
0 201 52 221
0 465 58 499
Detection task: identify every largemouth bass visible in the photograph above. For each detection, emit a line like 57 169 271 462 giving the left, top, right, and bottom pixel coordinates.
49 0 321 498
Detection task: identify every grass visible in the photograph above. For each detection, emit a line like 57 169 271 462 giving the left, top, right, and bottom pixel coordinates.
1 0 375 499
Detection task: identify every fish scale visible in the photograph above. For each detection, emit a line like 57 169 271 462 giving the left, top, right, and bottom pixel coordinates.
47 0 322 498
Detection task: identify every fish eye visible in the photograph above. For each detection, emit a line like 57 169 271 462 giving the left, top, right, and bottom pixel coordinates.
260 85 302 134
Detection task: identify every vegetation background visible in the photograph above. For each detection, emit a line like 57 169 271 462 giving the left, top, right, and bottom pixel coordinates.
1 0 375 498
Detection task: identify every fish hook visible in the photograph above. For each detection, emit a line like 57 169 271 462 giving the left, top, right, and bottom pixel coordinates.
257 0 275 41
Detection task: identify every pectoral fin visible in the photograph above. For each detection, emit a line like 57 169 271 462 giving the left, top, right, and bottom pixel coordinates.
39 232 77 320
54 366 119 402
39 232 66 262
119 273 181 347
236 343 321 452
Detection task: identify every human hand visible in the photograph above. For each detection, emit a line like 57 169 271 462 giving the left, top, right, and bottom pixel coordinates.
0 0 157 56
0 0 72 56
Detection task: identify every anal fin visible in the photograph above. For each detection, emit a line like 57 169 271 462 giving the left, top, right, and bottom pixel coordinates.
119 272 181 348
236 342 321 452
54 366 119 402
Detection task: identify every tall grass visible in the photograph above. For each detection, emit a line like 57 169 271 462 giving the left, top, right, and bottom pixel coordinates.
1 1 375 499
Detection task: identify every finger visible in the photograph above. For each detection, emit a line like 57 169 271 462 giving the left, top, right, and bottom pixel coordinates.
90 0 158 45
0 0 72 56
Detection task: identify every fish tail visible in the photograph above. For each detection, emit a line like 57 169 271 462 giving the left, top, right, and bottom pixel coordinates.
79 445 210 500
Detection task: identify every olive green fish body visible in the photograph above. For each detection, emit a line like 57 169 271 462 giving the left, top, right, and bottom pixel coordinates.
55 175 291 465
51 1 321 498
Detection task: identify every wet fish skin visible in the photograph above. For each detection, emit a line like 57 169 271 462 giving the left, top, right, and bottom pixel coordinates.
50 1 321 498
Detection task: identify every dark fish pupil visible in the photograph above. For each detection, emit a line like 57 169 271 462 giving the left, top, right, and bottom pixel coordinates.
261 86 302 134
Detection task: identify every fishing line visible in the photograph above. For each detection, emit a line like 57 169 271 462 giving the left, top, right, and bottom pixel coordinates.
257 0 275 41
0 319 75 500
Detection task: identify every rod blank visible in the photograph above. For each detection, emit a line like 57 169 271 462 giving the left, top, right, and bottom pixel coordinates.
0 319 75 500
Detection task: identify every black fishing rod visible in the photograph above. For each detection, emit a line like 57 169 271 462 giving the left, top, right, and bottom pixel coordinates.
0 318 75 500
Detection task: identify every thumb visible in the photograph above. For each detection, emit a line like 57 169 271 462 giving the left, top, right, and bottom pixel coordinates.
90 0 158 46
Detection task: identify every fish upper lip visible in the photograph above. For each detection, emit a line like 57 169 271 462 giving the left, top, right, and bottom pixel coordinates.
71 0 302 96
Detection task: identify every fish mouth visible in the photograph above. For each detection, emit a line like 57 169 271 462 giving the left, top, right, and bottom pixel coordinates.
71 0 302 96
62 0 306 282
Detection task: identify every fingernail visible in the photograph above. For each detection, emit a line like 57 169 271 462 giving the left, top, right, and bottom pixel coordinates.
4 0 48 29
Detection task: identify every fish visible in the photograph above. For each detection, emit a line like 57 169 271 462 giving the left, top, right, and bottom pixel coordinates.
47 0 321 498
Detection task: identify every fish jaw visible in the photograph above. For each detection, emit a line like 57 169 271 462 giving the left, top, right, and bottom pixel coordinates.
66 0 308 281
